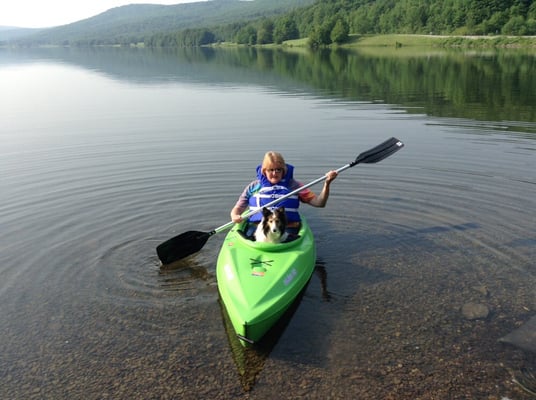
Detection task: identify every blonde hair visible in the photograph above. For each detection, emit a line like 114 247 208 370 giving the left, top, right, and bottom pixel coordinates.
261 151 287 176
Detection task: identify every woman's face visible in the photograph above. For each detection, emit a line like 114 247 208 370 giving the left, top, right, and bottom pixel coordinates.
265 165 283 184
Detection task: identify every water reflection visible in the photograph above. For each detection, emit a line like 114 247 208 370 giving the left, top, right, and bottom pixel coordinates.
159 258 211 291
314 260 331 302
220 261 331 391
3 46 536 125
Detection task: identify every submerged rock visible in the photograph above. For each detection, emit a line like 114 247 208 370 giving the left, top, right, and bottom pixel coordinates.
471 285 490 297
461 302 490 320
499 315 536 353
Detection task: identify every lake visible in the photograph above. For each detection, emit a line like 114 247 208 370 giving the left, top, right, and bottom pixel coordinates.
1 46 535 399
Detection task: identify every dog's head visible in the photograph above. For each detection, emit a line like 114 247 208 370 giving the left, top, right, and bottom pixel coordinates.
261 207 287 234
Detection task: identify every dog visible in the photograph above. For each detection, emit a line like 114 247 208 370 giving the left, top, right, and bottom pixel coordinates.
254 207 288 243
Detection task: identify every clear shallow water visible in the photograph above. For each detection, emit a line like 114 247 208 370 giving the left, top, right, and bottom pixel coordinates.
1 47 535 399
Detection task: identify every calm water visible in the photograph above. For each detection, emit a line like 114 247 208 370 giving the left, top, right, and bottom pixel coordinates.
1 46 535 399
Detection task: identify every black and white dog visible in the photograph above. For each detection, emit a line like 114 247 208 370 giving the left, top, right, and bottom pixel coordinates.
254 207 288 243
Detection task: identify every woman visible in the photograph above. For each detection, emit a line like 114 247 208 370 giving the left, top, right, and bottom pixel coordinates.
230 151 338 228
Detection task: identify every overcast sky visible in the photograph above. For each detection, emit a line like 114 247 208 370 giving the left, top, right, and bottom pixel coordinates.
0 0 204 29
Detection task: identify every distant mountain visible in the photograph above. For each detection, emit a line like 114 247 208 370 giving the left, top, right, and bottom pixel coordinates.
0 26 43 41
7 0 316 46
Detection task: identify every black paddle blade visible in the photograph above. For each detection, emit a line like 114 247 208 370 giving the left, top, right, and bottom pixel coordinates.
156 230 212 265
352 137 404 165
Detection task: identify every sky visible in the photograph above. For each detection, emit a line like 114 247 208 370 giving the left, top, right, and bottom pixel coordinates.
0 0 203 29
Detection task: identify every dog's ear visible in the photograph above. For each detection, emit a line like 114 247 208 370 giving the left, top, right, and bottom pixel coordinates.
276 206 285 215
262 207 271 217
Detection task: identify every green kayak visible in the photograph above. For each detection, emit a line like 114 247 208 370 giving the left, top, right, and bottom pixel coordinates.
216 217 316 346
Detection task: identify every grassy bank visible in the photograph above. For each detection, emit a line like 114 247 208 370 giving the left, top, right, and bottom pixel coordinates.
284 34 536 49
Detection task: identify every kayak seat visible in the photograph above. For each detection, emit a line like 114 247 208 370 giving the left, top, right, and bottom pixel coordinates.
237 229 255 241
237 222 257 241
284 221 301 242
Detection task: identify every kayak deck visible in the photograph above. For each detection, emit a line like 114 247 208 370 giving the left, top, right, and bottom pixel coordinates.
216 218 316 345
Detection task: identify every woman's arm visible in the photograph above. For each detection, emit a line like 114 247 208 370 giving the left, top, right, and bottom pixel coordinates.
305 170 338 208
230 181 256 223
231 204 247 223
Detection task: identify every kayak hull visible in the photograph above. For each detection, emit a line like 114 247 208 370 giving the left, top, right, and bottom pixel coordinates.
216 218 316 346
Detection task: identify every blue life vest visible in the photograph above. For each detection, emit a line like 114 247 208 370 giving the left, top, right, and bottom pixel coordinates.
248 164 301 222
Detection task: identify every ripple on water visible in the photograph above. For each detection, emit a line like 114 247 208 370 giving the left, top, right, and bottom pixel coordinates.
92 237 217 305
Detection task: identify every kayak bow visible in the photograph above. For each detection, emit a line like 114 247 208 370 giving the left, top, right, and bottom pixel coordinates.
216 218 316 345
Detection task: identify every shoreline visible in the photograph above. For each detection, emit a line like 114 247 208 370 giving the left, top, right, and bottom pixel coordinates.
3 34 536 50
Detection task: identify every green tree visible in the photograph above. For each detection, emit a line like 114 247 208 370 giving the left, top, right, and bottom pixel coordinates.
483 11 509 33
350 6 375 34
273 15 299 44
235 25 257 45
502 15 527 33
257 18 274 44
308 20 334 47
330 18 349 44
405 2 429 32
530 1 536 18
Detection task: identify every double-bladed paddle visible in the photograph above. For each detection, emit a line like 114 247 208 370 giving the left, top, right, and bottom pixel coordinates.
156 137 404 264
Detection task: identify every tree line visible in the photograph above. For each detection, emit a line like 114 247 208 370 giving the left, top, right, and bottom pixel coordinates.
146 0 536 47
10 0 535 47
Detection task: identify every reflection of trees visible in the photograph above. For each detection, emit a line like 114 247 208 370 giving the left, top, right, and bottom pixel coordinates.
290 48 536 123
10 46 536 124
173 46 536 123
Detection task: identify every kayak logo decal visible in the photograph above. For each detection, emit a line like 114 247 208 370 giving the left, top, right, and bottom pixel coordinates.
250 258 272 277
249 258 273 267
284 268 298 286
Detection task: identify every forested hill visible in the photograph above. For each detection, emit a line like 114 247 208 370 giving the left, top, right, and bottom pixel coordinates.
5 0 536 47
150 0 536 47
7 0 316 46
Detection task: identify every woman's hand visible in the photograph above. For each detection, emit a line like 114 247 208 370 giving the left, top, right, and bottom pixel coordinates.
230 207 244 223
325 170 338 184
231 214 243 223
